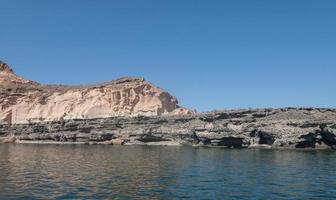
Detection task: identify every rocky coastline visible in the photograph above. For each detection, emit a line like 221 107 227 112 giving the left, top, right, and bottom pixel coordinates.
1 61 336 149
1 108 336 149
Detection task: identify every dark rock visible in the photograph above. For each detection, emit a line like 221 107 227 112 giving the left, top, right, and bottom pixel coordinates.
136 134 171 143
321 129 336 146
211 137 243 148
296 133 317 148
1 108 336 149
258 131 275 145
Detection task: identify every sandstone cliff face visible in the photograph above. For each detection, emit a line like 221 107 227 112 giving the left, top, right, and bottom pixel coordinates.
2 60 336 149
0 61 189 124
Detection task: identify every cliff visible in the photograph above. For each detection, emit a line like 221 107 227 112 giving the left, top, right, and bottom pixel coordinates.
0 61 190 124
1 60 336 149
1 108 336 149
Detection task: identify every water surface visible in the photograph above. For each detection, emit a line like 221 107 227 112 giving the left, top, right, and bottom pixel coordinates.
0 144 335 199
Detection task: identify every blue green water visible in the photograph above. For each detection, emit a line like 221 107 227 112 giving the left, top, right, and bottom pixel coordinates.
0 144 335 200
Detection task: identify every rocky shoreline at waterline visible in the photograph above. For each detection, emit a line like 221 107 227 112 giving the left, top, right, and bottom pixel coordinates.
1 61 336 149
1 108 336 149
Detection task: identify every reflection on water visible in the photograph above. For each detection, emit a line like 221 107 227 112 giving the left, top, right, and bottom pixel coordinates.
0 144 335 199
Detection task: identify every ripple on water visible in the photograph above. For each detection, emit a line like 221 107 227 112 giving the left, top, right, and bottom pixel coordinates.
0 144 335 199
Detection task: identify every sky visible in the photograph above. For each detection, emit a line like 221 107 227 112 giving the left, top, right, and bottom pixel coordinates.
1 0 335 111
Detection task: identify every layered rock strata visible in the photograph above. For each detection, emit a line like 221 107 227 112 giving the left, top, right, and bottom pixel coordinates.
1 108 336 149
1 61 336 149
0 61 189 124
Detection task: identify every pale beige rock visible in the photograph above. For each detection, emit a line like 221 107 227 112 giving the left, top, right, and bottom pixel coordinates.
111 139 125 145
0 61 36 85
1 136 16 143
0 61 191 124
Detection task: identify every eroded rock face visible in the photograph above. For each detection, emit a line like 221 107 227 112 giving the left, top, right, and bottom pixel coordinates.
2 61 336 149
0 61 13 73
0 61 190 124
1 108 336 149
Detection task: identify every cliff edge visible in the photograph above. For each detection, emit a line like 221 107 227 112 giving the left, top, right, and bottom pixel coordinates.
0 61 190 124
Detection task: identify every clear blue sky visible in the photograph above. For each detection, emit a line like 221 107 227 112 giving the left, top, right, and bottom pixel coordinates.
1 0 335 111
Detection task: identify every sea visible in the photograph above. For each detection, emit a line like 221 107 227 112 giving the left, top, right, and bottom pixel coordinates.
0 144 335 200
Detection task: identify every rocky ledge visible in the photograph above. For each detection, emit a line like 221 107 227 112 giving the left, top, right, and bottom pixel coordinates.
1 108 336 149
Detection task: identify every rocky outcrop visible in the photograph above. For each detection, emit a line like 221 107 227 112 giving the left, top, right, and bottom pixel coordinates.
1 60 336 149
0 61 190 124
1 108 336 149
0 61 13 73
